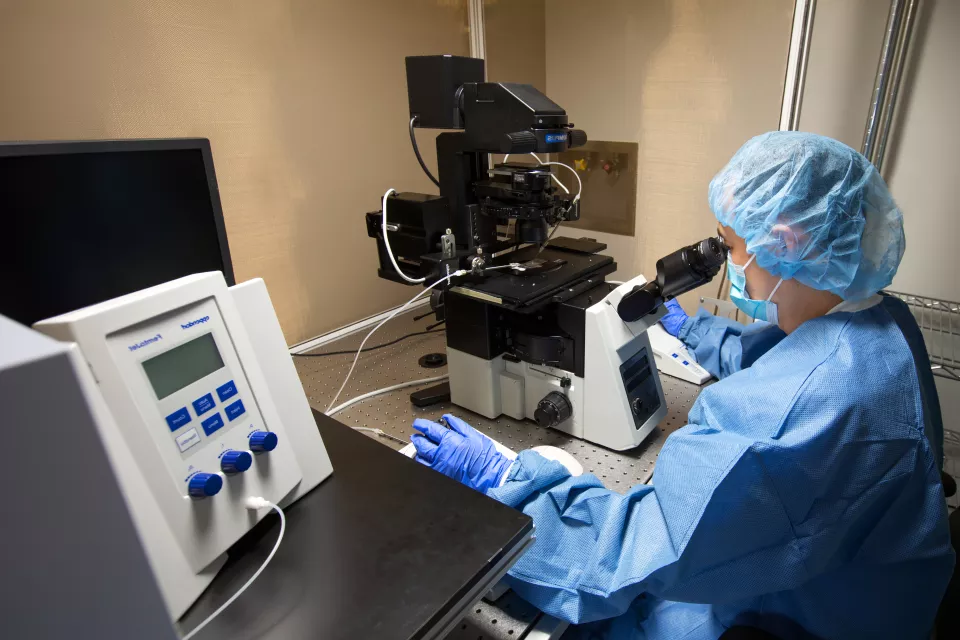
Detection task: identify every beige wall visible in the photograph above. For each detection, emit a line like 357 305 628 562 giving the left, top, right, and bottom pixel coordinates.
0 0 469 345
544 0 793 307
798 0 960 303
484 0 546 91
799 0 888 149
883 0 960 302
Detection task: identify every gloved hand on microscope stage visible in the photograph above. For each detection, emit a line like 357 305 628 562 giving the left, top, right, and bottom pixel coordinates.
659 298 689 336
411 414 513 493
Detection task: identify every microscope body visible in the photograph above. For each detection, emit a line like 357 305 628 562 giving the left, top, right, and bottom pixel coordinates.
446 275 668 451
364 55 726 451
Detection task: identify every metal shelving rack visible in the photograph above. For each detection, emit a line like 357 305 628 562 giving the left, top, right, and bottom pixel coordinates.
887 291 960 381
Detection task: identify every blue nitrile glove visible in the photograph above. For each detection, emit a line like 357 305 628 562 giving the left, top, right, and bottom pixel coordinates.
411 414 512 493
659 298 690 337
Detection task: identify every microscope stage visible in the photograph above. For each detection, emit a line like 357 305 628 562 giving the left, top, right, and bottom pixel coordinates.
454 247 615 309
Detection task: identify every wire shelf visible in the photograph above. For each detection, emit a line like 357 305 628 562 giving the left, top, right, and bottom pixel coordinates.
886 291 960 381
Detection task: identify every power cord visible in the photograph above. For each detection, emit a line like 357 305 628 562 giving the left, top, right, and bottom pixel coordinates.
293 328 445 358
325 270 466 414
409 116 440 188
328 374 449 417
180 499 285 640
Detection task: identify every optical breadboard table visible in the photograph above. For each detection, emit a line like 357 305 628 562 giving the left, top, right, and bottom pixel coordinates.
293 305 706 639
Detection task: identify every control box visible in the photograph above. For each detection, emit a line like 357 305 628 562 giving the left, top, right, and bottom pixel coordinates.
647 323 712 385
33 272 332 619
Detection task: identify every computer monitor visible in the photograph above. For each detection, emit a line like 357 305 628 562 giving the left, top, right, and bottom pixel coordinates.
0 138 234 327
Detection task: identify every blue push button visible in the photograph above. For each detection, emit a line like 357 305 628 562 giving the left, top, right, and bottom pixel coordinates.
216 380 238 402
192 393 215 416
201 412 225 436
165 407 191 431
682 360 690 366
224 399 246 422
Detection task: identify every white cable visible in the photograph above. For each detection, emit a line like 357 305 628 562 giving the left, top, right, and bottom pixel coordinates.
327 374 449 416
529 153 582 202
548 173 570 195
181 501 285 640
325 271 464 413
382 188 426 284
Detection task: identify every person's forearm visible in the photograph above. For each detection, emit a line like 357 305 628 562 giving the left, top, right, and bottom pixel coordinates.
678 310 786 379
487 452 674 625
678 310 748 378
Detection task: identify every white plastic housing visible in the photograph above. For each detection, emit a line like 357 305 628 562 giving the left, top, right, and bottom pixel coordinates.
448 274 668 451
647 322 712 385
32 272 331 618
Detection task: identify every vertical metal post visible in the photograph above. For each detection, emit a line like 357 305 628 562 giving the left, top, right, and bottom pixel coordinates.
779 0 818 131
862 0 906 160
468 0 486 72
874 0 920 172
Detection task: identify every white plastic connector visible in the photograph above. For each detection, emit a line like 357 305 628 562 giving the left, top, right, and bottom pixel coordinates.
245 496 271 510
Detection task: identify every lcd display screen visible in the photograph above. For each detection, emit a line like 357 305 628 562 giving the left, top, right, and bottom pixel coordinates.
142 333 224 400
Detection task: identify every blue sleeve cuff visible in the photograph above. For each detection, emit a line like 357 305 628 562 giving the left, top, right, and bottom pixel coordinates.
487 450 573 505
678 308 715 349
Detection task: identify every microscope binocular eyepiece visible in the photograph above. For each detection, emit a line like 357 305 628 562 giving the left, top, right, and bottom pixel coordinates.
616 237 729 323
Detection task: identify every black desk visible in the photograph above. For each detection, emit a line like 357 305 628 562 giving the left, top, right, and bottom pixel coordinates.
179 411 533 639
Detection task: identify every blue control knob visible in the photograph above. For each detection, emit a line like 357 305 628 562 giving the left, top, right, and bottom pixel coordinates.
249 431 278 453
188 473 223 499
220 450 253 474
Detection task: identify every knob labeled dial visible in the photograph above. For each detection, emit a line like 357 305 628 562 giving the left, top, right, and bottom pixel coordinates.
534 391 573 428
220 450 253 474
188 472 223 499
249 431 278 453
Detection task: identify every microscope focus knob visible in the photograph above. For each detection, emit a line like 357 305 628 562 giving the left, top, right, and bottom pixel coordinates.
631 397 645 415
249 431 278 453
569 129 588 148
220 450 253 474
535 391 573 428
188 473 223 499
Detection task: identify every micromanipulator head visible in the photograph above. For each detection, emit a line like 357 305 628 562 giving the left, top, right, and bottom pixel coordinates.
405 55 587 155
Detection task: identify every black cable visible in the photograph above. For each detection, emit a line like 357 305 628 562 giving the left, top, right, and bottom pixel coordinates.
409 116 440 188
293 328 446 358
412 310 434 322
714 259 727 315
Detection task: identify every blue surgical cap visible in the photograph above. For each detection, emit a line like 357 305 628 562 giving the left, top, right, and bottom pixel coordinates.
708 131 905 301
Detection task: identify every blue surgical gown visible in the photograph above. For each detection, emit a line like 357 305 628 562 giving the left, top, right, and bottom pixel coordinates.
488 297 954 639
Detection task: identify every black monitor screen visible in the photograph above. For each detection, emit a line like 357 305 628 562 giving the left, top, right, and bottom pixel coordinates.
0 139 233 326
